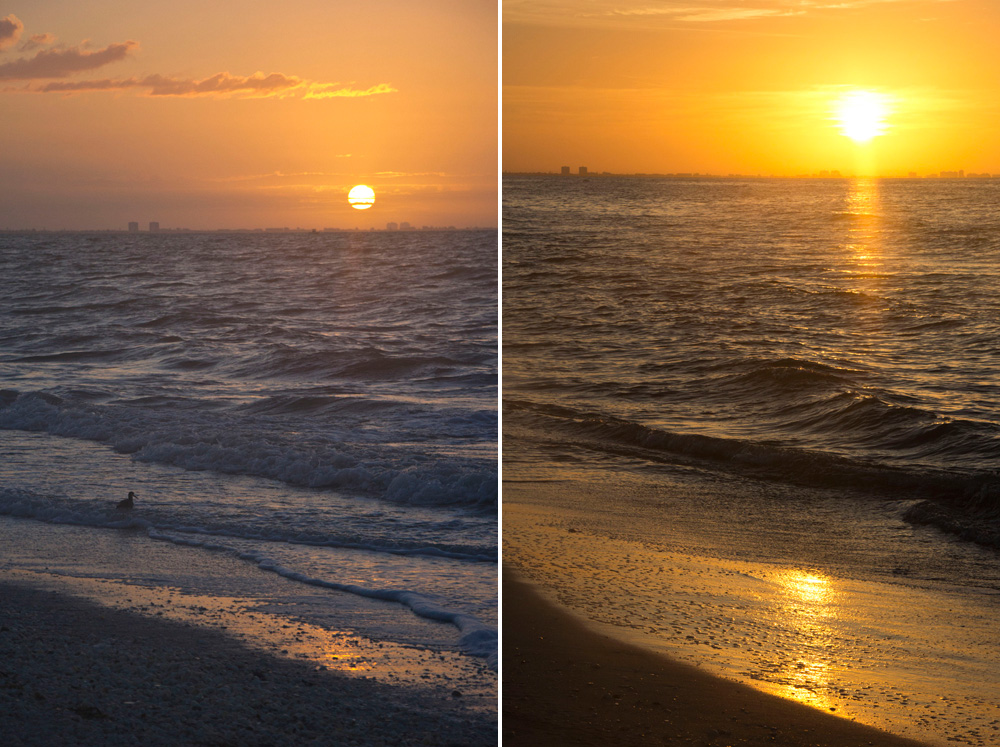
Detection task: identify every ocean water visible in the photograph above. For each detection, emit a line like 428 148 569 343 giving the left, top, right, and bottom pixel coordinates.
0 230 497 673
503 175 1000 745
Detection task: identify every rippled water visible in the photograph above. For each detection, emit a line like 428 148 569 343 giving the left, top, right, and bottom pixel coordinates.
0 229 497 662
503 175 1000 745
505 176 1000 542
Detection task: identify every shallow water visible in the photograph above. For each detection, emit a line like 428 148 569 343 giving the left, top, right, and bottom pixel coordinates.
504 456 1000 746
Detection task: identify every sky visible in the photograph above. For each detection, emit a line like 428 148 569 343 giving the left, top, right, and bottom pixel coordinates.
503 0 1000 176
0 1 497 230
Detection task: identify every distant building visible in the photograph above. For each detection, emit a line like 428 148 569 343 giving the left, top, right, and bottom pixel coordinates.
149 221 160 232
561 166 570 175
128 222 139 233
579 166 588 176
399 221 413 231
386 222 398 231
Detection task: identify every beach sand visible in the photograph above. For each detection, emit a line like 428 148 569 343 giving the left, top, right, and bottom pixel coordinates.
0 579 497 746
503 567 930 747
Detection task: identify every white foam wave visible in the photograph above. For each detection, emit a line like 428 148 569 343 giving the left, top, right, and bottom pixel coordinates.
0 391 497 510
0 488 494 562
0 488 496 666
147 529 497 667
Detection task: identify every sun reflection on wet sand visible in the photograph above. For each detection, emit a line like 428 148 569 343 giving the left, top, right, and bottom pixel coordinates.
768 570 836 710
505 493 1000 745
780 570 831 606
1 568 497 709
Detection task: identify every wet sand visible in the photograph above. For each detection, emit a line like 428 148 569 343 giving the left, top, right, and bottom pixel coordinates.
503 567 930 747
0 579 496 746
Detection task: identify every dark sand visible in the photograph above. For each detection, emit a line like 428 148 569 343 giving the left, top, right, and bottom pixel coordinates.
503 568 931 747
0 581 496 746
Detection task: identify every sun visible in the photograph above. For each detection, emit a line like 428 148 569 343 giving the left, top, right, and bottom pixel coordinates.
834 90 890 143
348 184 375 210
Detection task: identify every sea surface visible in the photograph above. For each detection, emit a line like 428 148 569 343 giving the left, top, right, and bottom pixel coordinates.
0 230 497 678
503 175 1000 745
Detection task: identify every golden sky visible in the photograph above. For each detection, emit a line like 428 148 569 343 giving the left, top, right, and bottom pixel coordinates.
503 0 1000 176
1 1 497 230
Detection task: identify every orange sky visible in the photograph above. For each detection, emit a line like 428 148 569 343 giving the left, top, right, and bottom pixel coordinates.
503 0 1000 176
1 2 497 230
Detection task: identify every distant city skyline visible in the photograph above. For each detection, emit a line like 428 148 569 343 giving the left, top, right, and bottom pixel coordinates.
522 166 997 180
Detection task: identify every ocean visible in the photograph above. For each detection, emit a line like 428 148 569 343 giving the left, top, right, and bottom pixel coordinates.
503 175 1000 745
0 230 497 693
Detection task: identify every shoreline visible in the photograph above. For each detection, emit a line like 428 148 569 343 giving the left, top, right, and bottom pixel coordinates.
0 578 497 746
502 566 930 747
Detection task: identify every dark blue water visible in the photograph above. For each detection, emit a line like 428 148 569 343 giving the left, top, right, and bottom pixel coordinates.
0 229 497 661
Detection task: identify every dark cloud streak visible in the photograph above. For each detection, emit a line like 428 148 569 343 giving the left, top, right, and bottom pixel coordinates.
38 71 304 97
0 19 395 101
0 40 138 80
37 72 396 100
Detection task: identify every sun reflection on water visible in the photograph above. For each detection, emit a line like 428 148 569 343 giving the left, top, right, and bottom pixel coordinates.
845 177 881 266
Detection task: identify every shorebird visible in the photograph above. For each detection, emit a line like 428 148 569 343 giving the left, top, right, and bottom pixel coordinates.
116 491 137 510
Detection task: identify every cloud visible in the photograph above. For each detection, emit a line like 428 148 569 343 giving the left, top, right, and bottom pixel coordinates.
19 33 57 52
505 0 949 27
0 14 23 50
303 82 398 99
34 72 397 100
142 71 303 96
0 19 397 101
0 40 138 80
35 71 301 97
604 5 802 21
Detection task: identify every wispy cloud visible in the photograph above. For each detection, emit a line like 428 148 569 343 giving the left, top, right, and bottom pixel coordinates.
303 82 398 99
19 33 57 52
0 14 23 50
605 5 803 21
0 41 138 80
505 0 950 27
34 73 397 99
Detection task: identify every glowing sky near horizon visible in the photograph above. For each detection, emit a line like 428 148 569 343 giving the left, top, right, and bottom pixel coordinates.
503 0 1000 176
1 1 497 230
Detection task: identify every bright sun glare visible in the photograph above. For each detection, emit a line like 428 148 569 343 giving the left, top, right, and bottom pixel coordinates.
835 90 890 143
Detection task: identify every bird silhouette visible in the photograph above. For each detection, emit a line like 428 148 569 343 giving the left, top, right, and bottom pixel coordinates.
116 491 137 510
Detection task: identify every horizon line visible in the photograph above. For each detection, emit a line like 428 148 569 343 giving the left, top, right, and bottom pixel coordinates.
503 170 996 180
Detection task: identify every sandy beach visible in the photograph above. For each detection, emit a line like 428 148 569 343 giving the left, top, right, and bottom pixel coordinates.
0 579 497 746
503 568 929 747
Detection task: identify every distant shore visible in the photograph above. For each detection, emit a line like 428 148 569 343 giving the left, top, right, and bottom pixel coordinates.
503 171 995 179
0 579 496 746
502 567 930 747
